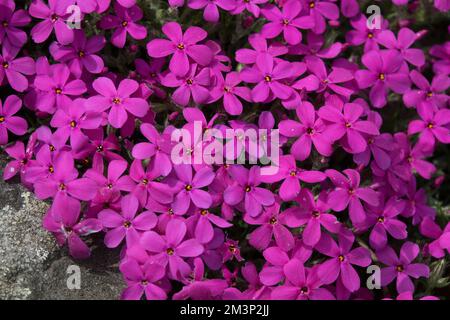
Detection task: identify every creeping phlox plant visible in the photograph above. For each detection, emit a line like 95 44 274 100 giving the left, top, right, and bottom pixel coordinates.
0 0 449 300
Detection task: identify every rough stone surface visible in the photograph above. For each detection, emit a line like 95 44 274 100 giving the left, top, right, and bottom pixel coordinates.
0 156 124 300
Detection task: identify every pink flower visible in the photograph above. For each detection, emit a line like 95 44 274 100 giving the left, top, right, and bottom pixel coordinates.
0 0 30 48
99 195 157 248
232 0 268 18
355 49 411 108
86 77 149 128
403 70 449 109
304 0 339 34
377 242 430 293
326 169 380 224
260 1 314 45
140 219 204 279
99 3 147 48
188 0 236 23
316 229 372 292
0 44 35 92
119 258 167 300
0 95 28 145
29 0 75 45
280 102 333 161
43 196 102 259
50 30 106 78
213 71 251 116
235 33 288 65
147 22 212 77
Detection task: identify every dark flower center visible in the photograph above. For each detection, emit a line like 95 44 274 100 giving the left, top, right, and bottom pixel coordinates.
59 183 66 190
142 178 149 185
396 265 404 272
300 286 309 294
345 122 352 128
48 165 54 173
282 19 290 25
122 21 128 27
78 51 85 57
185 184 193 191
368 32 374 39
264 75 272 82
96 145 104 152
123 221 131 228
186 79 194 85
70 121 77 128
55 88 62 94
177 43 185 50
348 188 355 195
2 21 8 27
0 116 4 123
269 217 277 225
338 255 345 262
168 208 174 215
2 62 8 69
426 91 433 98
107 183 113 189
51 14 58 22
200 209 208 216
166 248 175 255
309 1 315 8
368 138 374 144
229 244 237 253
312 210 320 218
141 280 148 286
407 156 413 163
378 73 385 81
224 86 232 93
64 226 73 233
306 127 315 135
427 123 434 129
289 170 297 176
245 186 251 192
49 145 56 152
377 216 385 223
113 97 121 104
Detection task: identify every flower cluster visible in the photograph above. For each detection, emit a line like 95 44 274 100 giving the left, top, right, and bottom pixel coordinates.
0 0 449 300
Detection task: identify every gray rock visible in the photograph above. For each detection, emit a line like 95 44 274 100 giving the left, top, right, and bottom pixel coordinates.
0 156 124 300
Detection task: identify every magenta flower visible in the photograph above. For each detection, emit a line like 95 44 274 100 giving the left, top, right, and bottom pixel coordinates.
161 64 211 107
0 95 28 145
188 0 236 23
0 0 30 48
326 169 380 224
86 77 149 128
377 242 430 293
29 0 74 44
420 217 450 259
355 49 411 108
50 30 106 78
3 139 35 181
316 229 372 292
407 103 450 148
140 219 204 279
240 55 295 102
305 56 354 98
99 3 147 48
260 1 314 45
223 165 275 217
304 0 339 34
132 123 173 176
235 33 288 65
319 102 380 154
213 72 251 115
271 259 335 300
85 160 135 204
188 208 232 244
346 15 388 52
231 0 268 18
289 31 342 59
353 131 394 171
261 155 326 201
43 196 102 259
0 44 35 92
172 164 215 215
282 189 340 247
119 258 167 300
99 195 157 248
33 151 98 204
377 28 425 67
34 63 86 113
403 70 449 110
246 202 294 251
147 22 212 77
129 159 173 207
362 197 407 250
280 102 333 161
50 98 102 146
